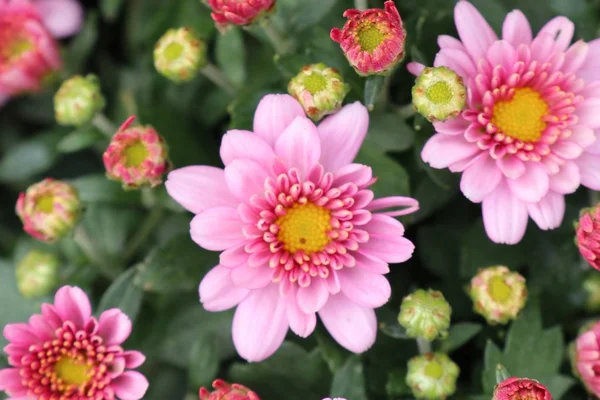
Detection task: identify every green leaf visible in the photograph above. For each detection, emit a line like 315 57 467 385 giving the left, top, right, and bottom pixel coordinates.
143 364 189 400
57 126 105 153
417 224 460 279
216 27 247 87
540 375 576 400
100 0 125 21
437 322 482 353
276 0 339 33
366 112 416 152
97 268 144 324
330 356 368 400
355 142 410 198
386 368 412 397
315 328 349 373
64 13 99 73
228 342 330 400
188 332 221 388
134 233 217 293
364 75 385 112
69 175 141 205
378 307 410 340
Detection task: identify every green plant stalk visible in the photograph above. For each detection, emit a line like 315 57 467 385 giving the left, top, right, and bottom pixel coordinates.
201 63 237 96
416 337 432 354
73 226 121 280
261 21 295 55
355 0 368 10
123 207 165 263
92 113 118 137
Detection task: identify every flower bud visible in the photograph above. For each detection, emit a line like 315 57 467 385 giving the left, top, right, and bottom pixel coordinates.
330 1 406 76
288 63 350 121
493 377 552 400
412 66 466 122
103 116 170 189
54 74 105 126
207 0 275 29
406 353 459 400
469 266 527 325
398 289 451 341
576 206 600 271
16 179 81 243
199 379 260 400
574 321 600 397
15 250 60 298
154 28 207 83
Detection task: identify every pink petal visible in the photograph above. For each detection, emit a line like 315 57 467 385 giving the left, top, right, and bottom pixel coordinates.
274 117 321 177
354 251 389 274
0 368 23 392
123 351 146 369
578 153 600 190
562 41 589 74
318 102 369 173
220 130 276 169
433 117 470 136
454 0 498 62
549 161 580 194
577 38 600 82
434 48 476 78
230 264 273 289
224 159 270 200
530 33 556 64
365 196 420 217
35 0 83 38
569 126 597 148
98 309 132 346
297 278 329 314
232 285 289 362
360 215 414 263
438 35 467 51
199 265 250 311
482 181 529 245
3 323 38 345
460 154 502 203
53 286 92 329
219 243 250 267
486 40 517 72
422 133 480 169
253 94 305 146
318 293 377 353
538 16 575 52
552 141 583 159
526 192 565 231
506 163 549 203
339 267 390 308
286 290 316 338
577 99 600 129
407 62 425 76
502 10 532 46
498 156 526 179
112 371 149 400
584 132 600 155
166 166 238 214
190 207 244 251
333 164 373 187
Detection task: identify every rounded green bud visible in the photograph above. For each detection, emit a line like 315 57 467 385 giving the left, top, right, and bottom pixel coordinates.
406 353 460 400
398 289 452 341
412 66 466 122
15 250 60 298
154 27 207 83
54 74 105 126
583 272 600 313
288 63 350 121
469 266 527 325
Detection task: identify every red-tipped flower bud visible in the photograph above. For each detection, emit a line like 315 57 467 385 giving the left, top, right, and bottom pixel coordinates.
199 379 260 400
575 321 600 397
576 206 600 271
493 378 552 400
207 0 275 29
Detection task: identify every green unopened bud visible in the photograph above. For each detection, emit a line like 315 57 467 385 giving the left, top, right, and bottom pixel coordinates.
583 272 600 313
398 289 451 341
406 353 459 400
15 250 60 298
154 27 207 83
288 63 350 121
412 66 466 122
469 266 527 325
54 74 105 126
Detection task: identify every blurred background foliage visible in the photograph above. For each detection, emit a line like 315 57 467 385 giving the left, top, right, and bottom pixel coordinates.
1 0 600 399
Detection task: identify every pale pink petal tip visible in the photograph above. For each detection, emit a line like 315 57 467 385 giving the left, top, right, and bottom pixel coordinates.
36 0 84 38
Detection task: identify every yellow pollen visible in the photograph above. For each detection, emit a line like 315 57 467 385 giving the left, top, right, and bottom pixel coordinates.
54 357 92 386
424 361 444 379
3 37 33 61
304 73 327 95
123 141 149 167
357 24 385 53
425 81 453 105
488 276 512 304
276 203 331 254
164 42 183 61
491 88 548 142
34 194 54 214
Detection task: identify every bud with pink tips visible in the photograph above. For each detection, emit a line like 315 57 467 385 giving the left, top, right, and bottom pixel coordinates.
207 0 275 29
330 1 406 76
199 379 260 400
576 205 600 271
103 116 170 190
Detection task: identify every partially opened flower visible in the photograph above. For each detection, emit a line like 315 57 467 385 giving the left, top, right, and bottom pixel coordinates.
576 205 600 271
493 377 552 400
575 320 600 397
166 94 418 361
410 1 600 244
54 74 105 126
29 0 84 38
0 0 62 104
207 0 275 29
0 286 149 399
199 379 260 400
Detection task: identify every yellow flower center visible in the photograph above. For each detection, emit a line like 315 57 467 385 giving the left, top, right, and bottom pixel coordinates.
3 37 33 61
123 141 149 167
54 357 92 386
276 203 331 254
164 42 184 61
34 194 54 214
488 276 512 303
304 73 327 95
357 24 385 53
491 88 548 142
425 81 453 105
424 361 444 379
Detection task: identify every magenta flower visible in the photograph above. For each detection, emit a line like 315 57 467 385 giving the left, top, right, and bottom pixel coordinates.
166 94 418 361
409 0 600 244
29 0 84 38
199 379 260 400
575 321 600 397
576 205 600 271
0 286 149 399
207 0 275 28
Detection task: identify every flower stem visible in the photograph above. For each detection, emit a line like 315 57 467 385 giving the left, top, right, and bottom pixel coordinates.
354 0 368 10
590 190 600 206
397 103 417 119
416 337 432 354
123 207 164 263
261 21 294 54
201 63 237 96
73 226 121 280
92 113 117 138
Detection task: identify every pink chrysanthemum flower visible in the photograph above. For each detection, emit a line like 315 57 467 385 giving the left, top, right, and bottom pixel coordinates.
0 0 62 105
166 94 418 361
103 116 170 189
493 377 552 400
207 0 275 28
330 1 406 76
576 205 600 271
0 286 149 399
409 0 600 244
199 379 260 400
576 321 600 397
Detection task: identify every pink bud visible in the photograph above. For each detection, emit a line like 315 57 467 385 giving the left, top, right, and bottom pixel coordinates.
493 378 552 400
199 379 260 400
576 206 600 271
207 0 275 28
